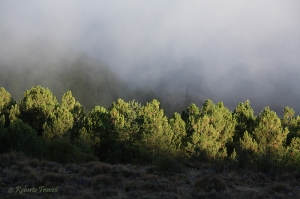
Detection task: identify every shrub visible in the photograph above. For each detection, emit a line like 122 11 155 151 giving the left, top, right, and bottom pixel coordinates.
194 175 227 192
0 119 45 159
27 158 39 168
92 163 112 175
268 183 290 193
91 174 114 187
80 153 98 163
0 153 12 167
44 139 81 164
42 173 67 184
154 155 184 174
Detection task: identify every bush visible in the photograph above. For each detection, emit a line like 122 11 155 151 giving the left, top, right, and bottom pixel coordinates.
194 174 227 192
154 155 184 174
91 174 114 187
80 153 98 163
0 119 45 159
42 173 67 184
44 139 82 164
92 163 112 175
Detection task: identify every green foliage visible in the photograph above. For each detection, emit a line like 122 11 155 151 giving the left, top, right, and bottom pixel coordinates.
74 127 94 152
169 112 187 152
186 100 236 160
0 87 15 127
18 86 58 136
2 85 300 171
43 105 74 140
182 103 200 138
237 107 289 171
283 106 295 127
84 105 118 162
283 106 300 145
8 104 20 124
0 87 14 113
253 107 288 152
109 99 142 142
44 139 82 164
0 119 44 158
0 115 5 130
233 100 256 143
281 137 300 170
84 106 109 145
237 131 258 168
61 90 76 111
138 99 174 163
18 86 74 140
108 99 143 163
69 101 86 140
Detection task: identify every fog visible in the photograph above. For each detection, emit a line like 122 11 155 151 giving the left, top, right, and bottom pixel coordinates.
1 1 300 115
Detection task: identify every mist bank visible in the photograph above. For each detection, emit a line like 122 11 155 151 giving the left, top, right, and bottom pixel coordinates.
0 50 189 116
126 57 300 117
1 1 300 117
1 48 299 118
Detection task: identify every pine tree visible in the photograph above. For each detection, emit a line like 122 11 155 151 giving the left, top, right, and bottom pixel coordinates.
250 107 289 170
19 86 58 137
283 106 300 145
42 105 74 140
233 100 256 143
84 105 116 161
138 99 174 162
18 86 75 140
61 90 76 111
186 100 236 160
84 106 108 146
237 131 259 168
108 99 143 163
169 112 187 153
253 107 288 152
61 91 85 141
109 99 142 141
0 87 15 127
182 103 200 138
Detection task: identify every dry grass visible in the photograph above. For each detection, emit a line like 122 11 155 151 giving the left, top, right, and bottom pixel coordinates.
27 158 39 168
1 152 300 199
193 174 227 192
91 174 114 188
78 167 88 177
65 164 80 174
51 166 60 173
141 173 159 182
91 163 112 175
268 183 291 194
42 172 67 184
0 153 12 167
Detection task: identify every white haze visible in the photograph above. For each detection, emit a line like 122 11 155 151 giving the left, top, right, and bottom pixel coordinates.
1 0 300 114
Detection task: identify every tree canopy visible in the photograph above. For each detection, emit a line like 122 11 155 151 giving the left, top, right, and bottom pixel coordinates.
1 85 300 172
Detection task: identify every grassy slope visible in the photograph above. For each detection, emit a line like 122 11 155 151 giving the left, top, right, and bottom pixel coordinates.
0 152 300 199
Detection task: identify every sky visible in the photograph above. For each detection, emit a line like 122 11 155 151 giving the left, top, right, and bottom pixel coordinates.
1 0 300 114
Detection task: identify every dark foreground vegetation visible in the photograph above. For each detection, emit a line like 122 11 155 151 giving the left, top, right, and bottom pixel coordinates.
1 152 300 199
1 86 300 198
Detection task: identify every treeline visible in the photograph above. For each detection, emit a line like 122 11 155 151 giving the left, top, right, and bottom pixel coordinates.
1 86 300 172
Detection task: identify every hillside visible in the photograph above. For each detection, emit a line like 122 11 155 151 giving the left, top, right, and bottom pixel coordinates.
1 152 300 199
0 53 134 111
0 52 198 116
